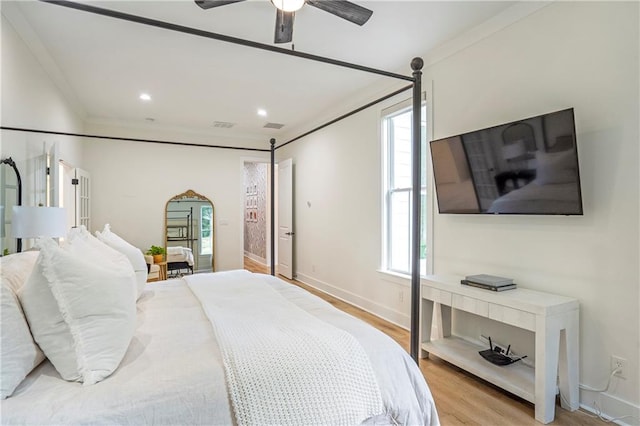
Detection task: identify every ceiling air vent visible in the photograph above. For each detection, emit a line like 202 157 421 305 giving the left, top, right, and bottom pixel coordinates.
213 121 235 129
264 122 285 129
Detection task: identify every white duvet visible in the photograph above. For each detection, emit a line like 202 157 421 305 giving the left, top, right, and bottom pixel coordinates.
2 271 439 425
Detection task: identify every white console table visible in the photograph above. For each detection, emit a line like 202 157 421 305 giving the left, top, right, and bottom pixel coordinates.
421 275 579 424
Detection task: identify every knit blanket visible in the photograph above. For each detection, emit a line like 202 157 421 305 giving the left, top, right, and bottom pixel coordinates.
185 270 383 425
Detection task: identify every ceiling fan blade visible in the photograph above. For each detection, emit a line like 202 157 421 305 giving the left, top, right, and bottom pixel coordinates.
195 0 246 10
274 10 294 44
306 0 373 26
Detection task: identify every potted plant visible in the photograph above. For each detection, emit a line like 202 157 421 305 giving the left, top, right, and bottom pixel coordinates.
147 245 166 264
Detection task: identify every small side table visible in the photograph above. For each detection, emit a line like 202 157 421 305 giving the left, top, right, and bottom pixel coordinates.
156 261 167 281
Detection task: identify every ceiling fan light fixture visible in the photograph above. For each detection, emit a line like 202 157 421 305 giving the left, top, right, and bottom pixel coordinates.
271 0 305 13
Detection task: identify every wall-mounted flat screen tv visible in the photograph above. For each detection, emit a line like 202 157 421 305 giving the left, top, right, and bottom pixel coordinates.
430 108 583 215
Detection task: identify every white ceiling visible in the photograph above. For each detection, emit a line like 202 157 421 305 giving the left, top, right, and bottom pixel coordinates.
4 0 517 148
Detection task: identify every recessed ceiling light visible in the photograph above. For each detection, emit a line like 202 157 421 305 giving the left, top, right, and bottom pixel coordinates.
139 93 152 101
257 109 268 117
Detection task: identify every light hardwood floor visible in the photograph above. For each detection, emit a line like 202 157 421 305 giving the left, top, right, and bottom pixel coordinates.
244 257 604 426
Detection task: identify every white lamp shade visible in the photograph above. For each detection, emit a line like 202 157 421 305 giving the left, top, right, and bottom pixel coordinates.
12 206 67 238
271 0 305 12
502 139 527 160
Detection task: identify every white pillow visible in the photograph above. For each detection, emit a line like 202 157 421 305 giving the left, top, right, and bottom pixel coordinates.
534 150 578 185
18 238 136 385
95 224 148 299
0 250 40 293
65 226 134 287
0 283 44 399
0 251 44 399
0 252 45 399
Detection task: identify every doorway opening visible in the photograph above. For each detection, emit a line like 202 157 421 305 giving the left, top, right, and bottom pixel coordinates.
243 161 277 269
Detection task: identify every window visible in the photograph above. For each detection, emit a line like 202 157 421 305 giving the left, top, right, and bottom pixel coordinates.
383 102 427 276
200 205 213 255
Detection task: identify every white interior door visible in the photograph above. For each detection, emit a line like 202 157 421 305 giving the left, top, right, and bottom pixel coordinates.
277 158 293 279
73 168 91 229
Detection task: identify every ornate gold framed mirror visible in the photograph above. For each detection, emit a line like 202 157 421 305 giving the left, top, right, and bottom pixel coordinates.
164 189 214 276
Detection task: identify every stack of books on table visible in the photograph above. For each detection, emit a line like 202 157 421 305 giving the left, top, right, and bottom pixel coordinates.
460 274 517 292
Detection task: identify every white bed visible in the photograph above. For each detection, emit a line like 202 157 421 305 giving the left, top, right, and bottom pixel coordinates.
2 267 439 425
166 245 195 275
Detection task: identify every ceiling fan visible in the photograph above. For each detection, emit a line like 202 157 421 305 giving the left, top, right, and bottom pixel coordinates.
195 0 373 44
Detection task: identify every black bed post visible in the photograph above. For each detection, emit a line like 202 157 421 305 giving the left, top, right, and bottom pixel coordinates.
410 57 424 363
270 138 276 276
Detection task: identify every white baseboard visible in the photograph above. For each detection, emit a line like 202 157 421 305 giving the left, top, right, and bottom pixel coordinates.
243 252 266 265
580 390 640 426
295 272 410 330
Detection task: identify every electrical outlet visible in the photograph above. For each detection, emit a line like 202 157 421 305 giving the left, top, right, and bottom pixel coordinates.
611 355 627 379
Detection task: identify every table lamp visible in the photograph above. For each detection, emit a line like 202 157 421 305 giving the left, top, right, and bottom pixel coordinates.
12 206 67 251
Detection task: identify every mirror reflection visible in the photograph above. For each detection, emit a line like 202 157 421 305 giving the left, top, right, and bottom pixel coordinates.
165 189 214 276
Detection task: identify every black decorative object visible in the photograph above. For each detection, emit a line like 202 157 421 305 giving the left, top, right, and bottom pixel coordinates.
270 138 276 276
1 157 22 252
409 57 423 363
479 337 527 366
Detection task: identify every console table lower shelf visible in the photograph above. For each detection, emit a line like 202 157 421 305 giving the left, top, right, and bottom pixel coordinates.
422 337 536 403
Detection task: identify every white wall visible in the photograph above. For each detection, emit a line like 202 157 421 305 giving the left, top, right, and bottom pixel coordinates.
83 122 269 272
280 1 639 421
279 107 416 325
1 14 84 240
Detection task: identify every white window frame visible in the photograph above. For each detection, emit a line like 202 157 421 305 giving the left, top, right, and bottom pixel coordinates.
381 97 429 277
